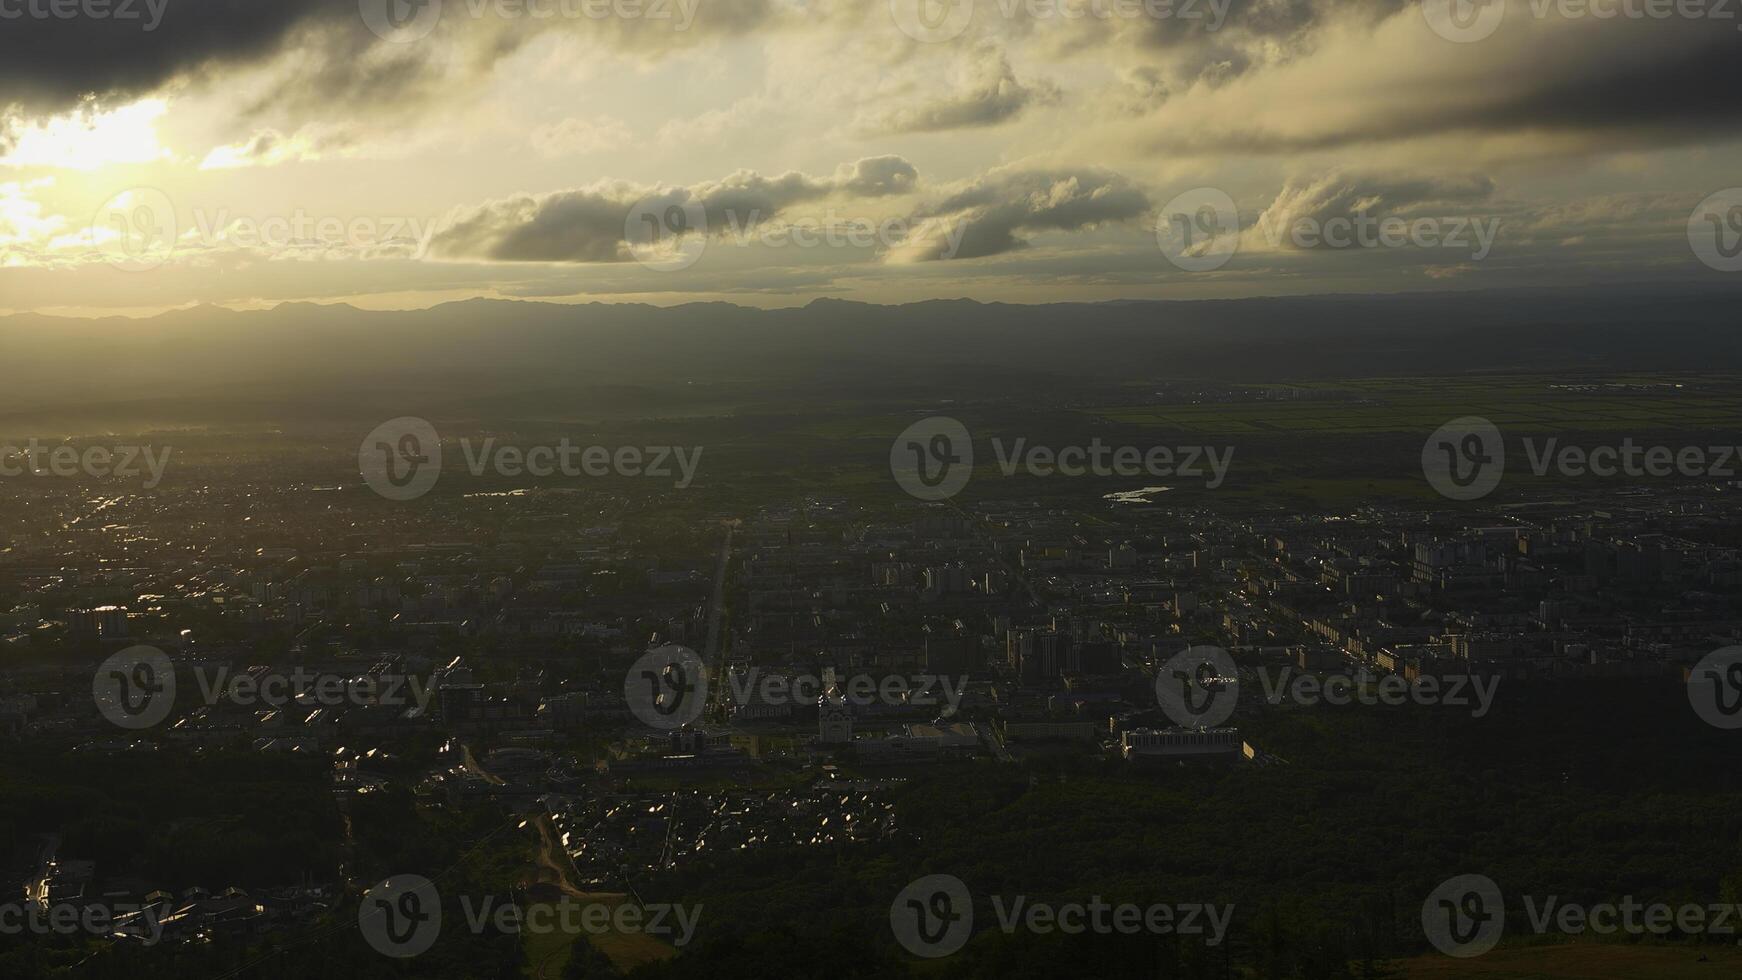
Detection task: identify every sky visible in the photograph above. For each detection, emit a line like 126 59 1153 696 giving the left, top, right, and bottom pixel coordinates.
1 0 1741 316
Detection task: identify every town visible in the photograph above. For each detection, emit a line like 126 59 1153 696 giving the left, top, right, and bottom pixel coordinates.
1 398 1739 974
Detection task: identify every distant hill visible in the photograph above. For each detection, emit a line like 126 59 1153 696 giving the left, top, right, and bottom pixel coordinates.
3 284 1740 427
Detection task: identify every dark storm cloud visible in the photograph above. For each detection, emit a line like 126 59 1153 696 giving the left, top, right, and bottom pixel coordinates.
241 0 779 118
1138 5 1742 153
1289 25 1742 151
0 0 347 114
1460 28 1742 137
0 0 779 133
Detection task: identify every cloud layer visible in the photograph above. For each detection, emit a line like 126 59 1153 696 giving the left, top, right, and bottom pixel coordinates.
3 0 1742 313
427 156 921 262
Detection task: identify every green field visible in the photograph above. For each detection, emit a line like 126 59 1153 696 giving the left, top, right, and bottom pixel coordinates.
519 897 678 978
1086 376 1742 437
1397 942 1742 979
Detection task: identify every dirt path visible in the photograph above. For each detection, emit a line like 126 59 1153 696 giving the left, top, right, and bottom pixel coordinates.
460 742 505 785
530 814 589 899
522 814 677 977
